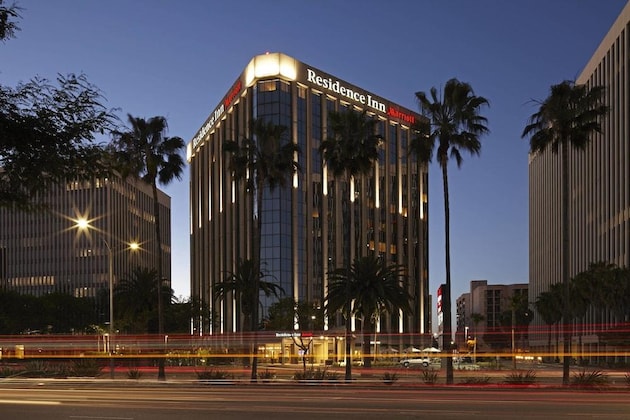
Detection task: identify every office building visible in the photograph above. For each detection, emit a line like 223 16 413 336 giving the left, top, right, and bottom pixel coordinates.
456 280 528 352
529 2 630 353
188 53 429 343
0 175 171 305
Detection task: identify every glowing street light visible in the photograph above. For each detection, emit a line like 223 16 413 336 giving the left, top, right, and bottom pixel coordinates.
74 217 139 379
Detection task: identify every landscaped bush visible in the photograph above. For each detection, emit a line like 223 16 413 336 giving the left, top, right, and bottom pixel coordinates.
127 368 143 379
23 360 69 378
382 372 398 384
421 369 438 385
196 368 233 380
0 365 23 378
504 370 537 385
258 369 275 381
624 372 630 388
570 369 609 389
70 358 103 377
293 368 338 381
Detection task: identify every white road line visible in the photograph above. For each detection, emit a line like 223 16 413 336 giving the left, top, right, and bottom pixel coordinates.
0 399 61 405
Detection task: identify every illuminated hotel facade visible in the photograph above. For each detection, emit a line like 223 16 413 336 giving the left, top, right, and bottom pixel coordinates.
0 176 171 304
529 3 630 354
188 53 429 341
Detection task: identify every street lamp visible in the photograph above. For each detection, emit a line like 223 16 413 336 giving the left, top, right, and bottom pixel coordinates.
75 217 138 379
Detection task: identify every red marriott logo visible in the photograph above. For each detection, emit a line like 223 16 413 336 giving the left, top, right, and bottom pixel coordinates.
387 107 415 124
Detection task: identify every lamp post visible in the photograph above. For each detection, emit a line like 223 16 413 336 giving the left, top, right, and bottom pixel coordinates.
74 217 138 379
102 239 115 379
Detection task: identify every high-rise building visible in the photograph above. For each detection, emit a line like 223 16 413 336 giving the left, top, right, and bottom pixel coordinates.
188 53 429 340
0 175 171 305
529 2 630 352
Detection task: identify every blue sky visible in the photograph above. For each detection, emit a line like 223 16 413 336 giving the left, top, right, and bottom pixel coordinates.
1 1 626 313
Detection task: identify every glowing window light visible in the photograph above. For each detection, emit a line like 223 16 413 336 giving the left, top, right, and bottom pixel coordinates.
350 176 355 202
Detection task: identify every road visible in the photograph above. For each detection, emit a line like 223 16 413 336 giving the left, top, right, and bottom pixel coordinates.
0 383 628 419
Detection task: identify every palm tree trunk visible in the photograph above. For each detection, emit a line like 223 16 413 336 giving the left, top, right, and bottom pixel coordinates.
547 323 552 362
250 180 264 382
152 182 166 381
442 165 454 385
561 142 570 385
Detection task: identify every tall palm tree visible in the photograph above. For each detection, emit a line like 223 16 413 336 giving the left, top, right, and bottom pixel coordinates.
223 118 299 380
213 258 284 378
115 266 172 333
112 114 185 380
325 255 411 378
522 80 607 385
319 109 381 266
410 79 489 384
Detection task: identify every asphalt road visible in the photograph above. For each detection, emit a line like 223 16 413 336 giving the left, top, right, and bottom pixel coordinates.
0 383 628 419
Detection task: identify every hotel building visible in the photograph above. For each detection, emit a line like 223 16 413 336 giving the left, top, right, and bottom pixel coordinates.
0 175 171 307
188 53 430 347
529 2 630 354
455 280 528 352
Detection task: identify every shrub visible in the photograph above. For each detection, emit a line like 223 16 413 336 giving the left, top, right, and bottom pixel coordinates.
258 369 275 381
570 369 609 389
293 368 338 381
421 369 438 385
0 366 22 378
504 370 537 385
196 368 233 380
23 360 59 377
71 358 103 377
382 372 398 384
127 368 143 379
624 372 630 388
460 376 491 385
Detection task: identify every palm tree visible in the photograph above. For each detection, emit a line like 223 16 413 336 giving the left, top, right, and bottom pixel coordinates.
325 255 411 378
469 312 484 362
319 109 381 267
213 258 284 379
223 118 299 380
112 114 185 380
410 79 489 384
115 267 172 333
522 80 608 384
534 289 562 362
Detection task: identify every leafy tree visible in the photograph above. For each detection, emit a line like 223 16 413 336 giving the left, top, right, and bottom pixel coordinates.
411 78 489 384
40 293 95 333
223 119 299 380
112 115 184 380
0 0 20 41
522 80 608 384
319 109 381 266
1 3 117 209
325 255 411 377
0 290 97 334
1 76 117 210
213 258 284 379
266 297 323 332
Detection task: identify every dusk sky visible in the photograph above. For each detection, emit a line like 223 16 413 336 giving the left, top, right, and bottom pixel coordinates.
2 1 626 316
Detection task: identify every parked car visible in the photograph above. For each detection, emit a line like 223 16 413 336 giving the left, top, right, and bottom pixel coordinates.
399 357 432 368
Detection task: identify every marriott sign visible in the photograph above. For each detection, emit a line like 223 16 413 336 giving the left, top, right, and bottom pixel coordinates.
306 68 415 125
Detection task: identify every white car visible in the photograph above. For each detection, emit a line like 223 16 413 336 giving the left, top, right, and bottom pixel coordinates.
399 357 432 368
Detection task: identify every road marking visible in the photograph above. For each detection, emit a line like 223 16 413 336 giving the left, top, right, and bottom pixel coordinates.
0 399 61 406
69 417 134 420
